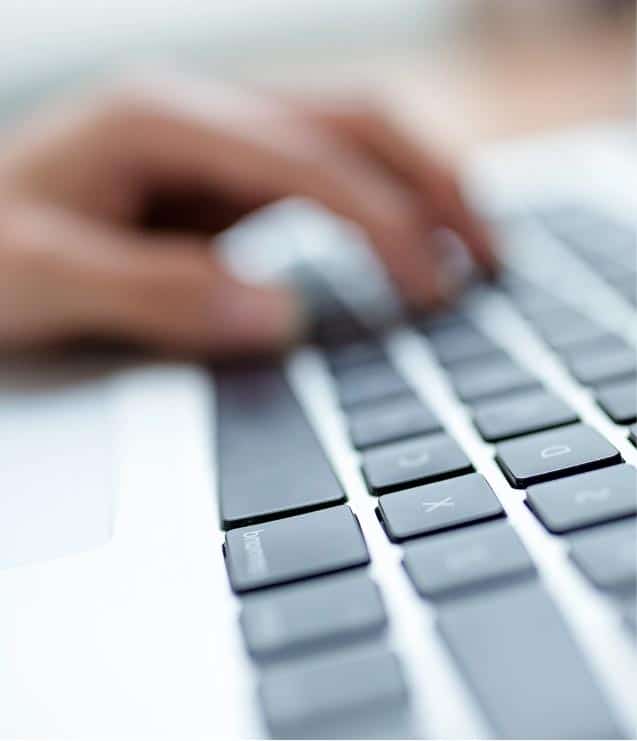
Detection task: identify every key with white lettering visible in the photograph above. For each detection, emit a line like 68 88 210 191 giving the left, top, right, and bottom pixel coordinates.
495 423 621 488
377 473 503 541
527 465 637 533
362 434 473 495
224 505 369 592
240 571 387 661
403 519 534 599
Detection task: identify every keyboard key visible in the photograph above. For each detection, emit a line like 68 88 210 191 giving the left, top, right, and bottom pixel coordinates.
532 309 605 350
336 363 408 408
260 646 410 739
216 367 345 529
597 378 637 424
325 340 385 373
403 520 533 599
495 423 621 488
569 518 637 591
378 473 503 541
609 273 637 306
630 424 637 446
438 579 622 739
449 356 540 403
240 571 387 661
347 395 441 449
568 346 636 387
426 323 499 366
558 332 627 361
224 505 369 592
473 388 578 442
526 465 637 533
362 434 473 495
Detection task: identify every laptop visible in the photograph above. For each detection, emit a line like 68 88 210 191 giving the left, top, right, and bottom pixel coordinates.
0 123 635 739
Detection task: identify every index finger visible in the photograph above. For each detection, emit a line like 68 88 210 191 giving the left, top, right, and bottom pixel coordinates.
305 100 499 276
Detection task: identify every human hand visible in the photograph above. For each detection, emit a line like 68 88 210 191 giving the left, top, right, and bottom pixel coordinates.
0 74 496 356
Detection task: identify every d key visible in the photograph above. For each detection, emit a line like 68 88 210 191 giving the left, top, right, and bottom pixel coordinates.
495 423 621 488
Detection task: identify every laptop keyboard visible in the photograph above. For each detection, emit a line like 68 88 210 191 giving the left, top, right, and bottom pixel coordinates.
217 206 636 738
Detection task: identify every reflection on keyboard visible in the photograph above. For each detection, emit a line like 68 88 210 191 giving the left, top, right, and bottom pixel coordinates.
218 206 636 739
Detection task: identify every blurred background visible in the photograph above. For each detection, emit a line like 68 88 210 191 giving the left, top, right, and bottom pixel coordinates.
1 0 634 154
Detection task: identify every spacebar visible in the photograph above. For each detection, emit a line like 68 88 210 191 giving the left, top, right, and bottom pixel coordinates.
216 365 345 529
438 580 622 739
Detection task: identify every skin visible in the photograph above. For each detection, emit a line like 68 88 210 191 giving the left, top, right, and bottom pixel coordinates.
0 74 497 358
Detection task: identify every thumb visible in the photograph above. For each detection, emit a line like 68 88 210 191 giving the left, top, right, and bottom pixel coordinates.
90 236 307 356
2 203 305 356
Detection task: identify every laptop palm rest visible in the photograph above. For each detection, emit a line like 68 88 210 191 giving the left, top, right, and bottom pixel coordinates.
0 356 117 569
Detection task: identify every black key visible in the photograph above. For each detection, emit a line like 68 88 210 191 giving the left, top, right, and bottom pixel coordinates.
259 646 410 739
557 333 627 361
597 378 637 424
495 423 621 488
609 273 637 306
224 505 369 592
240 571 387 661
438 580 622 739
622 598 637 635
568 346 636 387
378 473 503 541
426 323 499 366
449 357 540 403
415 311 465 333
362 434 473 495
630 424 637 446
348 395 441 449
325 340 385 373
569 519 637 591
527 465 637 533
532 309 605 350
502 277 566 317
216 367 345 529
336 363 408 408
473 388 578 442
403 520 533 598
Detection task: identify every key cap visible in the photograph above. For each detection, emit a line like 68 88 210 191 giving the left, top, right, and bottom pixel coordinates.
568 346 636 387
224 505 369 592
260 646 410 739
495 423 621 488
347 395 441 449
362 434 473 495
438 579 622 739
473 388 578 442
558 333 627 361
241 571 387 661
403 519 533 598
336 363 408 408
630 424 637 446
325 340 385 373
531 309 605 350
426 323 499 366
378 473 503 541
609 273 637 306
216 367 345 529
527 464 637 533
569 518 637 591
449 357 540 403
597 378 637 424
